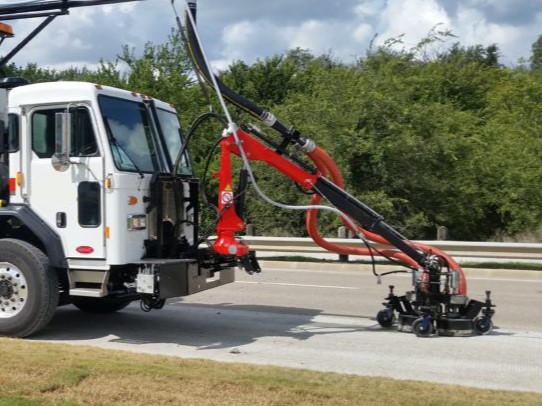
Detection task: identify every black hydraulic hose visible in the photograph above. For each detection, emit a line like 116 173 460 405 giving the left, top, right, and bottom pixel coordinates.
172 111 227 176
172 112 227 222
201 136 223 212
360 237 413 279
314 176 427 268
170 1 212 107
184 12 293 138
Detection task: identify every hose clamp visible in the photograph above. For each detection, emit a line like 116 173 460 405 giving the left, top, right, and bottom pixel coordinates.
298 138 316 153
260 111 277 127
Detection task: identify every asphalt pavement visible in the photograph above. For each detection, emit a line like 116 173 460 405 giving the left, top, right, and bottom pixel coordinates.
35 261 542 394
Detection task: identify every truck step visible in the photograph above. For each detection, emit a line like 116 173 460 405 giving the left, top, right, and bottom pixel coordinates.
69 288 105 298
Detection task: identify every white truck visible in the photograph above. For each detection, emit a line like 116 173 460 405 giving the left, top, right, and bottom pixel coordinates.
0 78 237 337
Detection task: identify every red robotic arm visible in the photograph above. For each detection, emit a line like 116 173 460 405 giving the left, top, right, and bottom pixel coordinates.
213 126 467 296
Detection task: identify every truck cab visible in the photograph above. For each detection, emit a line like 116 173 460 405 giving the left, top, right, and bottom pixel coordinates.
0 80 235 337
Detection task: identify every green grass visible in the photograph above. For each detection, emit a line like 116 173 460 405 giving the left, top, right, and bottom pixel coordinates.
0 339 541 406
262 256 542 271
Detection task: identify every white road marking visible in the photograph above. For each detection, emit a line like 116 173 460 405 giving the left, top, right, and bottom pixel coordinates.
467 276 542 283
263 267 542 283
235 281 359 290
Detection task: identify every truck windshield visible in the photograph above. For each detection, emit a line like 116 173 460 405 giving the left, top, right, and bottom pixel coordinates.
156 108 191 175
99 95 159 174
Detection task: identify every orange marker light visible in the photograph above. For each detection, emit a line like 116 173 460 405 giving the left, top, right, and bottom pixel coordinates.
105 226 110 239
105 175 112 189
16 172 23 187
128 196 138 205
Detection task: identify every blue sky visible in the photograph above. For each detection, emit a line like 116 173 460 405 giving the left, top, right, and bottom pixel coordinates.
1 0 541 71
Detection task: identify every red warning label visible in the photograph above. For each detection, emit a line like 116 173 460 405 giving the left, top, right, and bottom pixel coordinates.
221 191 234 205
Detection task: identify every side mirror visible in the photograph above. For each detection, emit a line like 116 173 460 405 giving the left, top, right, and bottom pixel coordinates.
52 111 71 172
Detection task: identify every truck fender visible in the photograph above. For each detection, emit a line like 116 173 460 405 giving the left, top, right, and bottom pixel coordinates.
0 204 67 268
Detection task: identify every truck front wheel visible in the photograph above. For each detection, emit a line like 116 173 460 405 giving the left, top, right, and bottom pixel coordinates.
0 239 58 337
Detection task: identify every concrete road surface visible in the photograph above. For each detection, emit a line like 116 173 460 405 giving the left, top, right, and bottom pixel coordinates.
35 261 542 393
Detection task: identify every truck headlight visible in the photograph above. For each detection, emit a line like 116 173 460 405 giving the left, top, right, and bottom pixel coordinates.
127 214 147 231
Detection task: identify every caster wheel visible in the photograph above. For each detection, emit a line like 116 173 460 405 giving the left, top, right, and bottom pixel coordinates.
412 317 433 337
473 317 493 335
377 309 395 328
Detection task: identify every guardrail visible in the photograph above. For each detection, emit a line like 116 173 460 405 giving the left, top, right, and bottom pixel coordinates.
242 236 542 263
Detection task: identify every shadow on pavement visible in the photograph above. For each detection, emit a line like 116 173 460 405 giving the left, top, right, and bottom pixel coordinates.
32 301 383 350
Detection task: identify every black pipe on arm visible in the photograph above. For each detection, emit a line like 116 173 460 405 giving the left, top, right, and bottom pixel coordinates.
183 8 297 141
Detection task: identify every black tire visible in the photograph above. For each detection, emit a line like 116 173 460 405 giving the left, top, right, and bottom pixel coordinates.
72 297 132 314
0 239 58 337
376 309 396 328
473 317 493 335
412 317 433 338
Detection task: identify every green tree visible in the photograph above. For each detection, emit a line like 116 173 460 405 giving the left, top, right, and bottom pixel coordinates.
530 34 542 70
441 43 500 68
5 30 542 241
482 70 542 235
221 48 316 107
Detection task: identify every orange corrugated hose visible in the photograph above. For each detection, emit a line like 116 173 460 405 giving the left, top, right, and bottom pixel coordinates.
305 150 420 268
305 146 467 295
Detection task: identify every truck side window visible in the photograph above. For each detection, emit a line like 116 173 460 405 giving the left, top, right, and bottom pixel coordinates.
32 107 99 158
156 108 192 175
32 111 54 158
71 107 98 157
78 181 101 227
7 114 19 152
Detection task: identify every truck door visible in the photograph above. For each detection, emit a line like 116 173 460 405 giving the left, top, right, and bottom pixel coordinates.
27 105 105 259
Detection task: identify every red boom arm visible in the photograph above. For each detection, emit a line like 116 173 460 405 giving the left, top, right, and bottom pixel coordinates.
213 128 467 296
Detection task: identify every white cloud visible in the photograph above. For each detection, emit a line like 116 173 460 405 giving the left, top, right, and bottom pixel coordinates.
285 20 337 51
215 13 376 66
282 19 372 60
355 0 384 18
217 19 288 62
376 0 452 48
456 6 520 46
221 20 260 58
451 4 542 65
353 23 373 43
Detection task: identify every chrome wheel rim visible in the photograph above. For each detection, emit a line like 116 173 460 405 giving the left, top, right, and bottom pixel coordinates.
0 262 28 318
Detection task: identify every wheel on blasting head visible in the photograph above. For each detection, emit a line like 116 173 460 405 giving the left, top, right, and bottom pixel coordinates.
412 317 433 337
376 309 395 328
473 316 493 335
